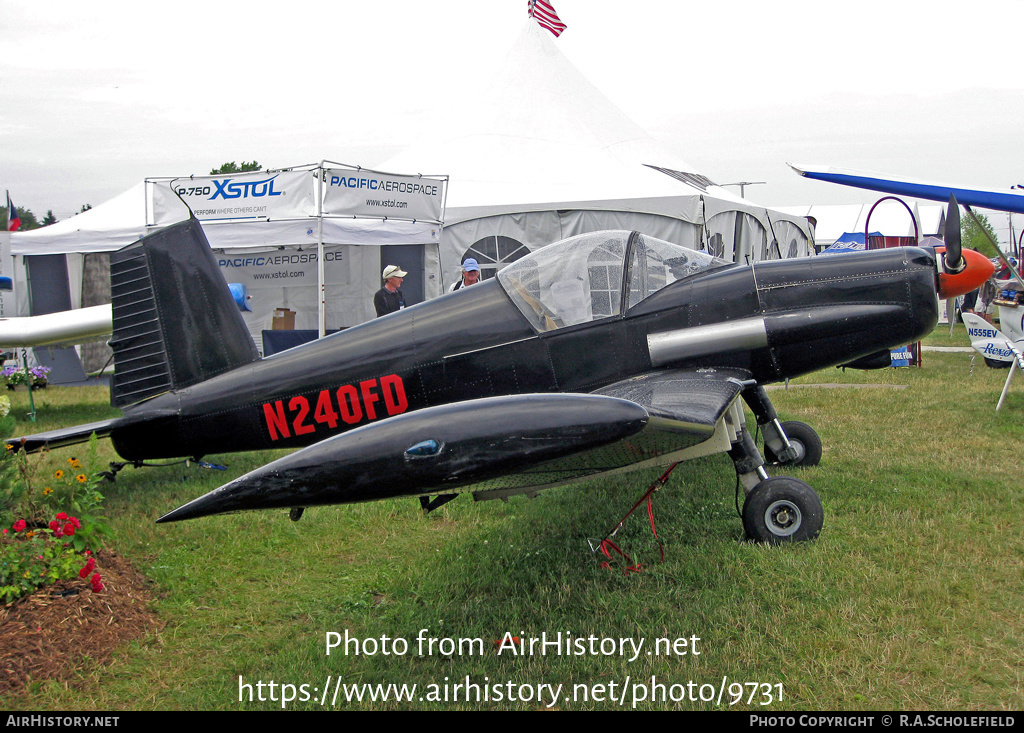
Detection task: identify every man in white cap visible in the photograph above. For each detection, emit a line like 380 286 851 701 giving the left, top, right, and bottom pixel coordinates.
374 265 407 317
448 258 481 292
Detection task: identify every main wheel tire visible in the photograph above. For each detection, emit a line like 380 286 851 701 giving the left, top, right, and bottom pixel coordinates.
742 476 823 544
764 420 822 467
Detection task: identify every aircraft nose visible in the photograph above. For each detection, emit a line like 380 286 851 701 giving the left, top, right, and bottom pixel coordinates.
938 248 995 299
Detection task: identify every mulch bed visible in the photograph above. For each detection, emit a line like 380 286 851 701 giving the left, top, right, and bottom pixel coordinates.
0 550 162 696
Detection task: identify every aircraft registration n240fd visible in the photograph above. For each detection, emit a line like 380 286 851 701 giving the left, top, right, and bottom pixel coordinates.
8 211 992 544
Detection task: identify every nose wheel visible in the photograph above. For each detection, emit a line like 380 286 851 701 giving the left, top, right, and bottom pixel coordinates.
742 476 823 544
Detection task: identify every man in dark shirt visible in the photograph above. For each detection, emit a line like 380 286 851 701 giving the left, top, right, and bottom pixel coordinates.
374 265 407 317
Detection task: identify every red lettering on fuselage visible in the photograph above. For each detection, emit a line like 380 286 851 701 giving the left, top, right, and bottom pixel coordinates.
262 374 408 442
337 385 362 424
380 374 408 415
263 401 291 441
359 380 380 420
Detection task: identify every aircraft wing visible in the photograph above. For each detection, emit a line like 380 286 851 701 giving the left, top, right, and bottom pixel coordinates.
789 163 1024 214
0 304 113 349
158 369 750 522
963 312 1024 365
591 367 748 429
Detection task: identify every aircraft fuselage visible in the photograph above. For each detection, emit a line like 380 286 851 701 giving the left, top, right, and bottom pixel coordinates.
110 246 940 461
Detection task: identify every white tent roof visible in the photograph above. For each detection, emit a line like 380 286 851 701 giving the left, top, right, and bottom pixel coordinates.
380 22 752 222
10 177 439 256
11 183 149 253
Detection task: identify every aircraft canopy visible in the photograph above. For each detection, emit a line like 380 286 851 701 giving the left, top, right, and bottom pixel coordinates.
498 230 728 332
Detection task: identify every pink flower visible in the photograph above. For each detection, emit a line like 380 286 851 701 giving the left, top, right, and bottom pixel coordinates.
69 516 81 529
63 523 75 537
90 573 104 593
55 512 68 521
12 520 26 533
49 520 63 538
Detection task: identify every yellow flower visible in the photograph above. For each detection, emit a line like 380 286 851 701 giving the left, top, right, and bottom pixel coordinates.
76 474 87 484
25 530 35 539
54 470 64 479
43 487 53 495
67 458 81 469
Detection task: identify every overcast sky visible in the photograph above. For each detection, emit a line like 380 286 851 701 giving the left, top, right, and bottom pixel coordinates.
3 0 1024 239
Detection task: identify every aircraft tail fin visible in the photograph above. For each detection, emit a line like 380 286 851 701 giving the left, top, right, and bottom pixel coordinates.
108 218 260 408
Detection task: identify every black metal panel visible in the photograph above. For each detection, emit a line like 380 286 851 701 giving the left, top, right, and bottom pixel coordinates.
758 248 940 378
157 393 650 521
109 247 172 405
443 337 557 398
128 279 541 457
543 319 636 391
625 263 759 328
755 247 937 312
594 368 748 429
109 219 260 407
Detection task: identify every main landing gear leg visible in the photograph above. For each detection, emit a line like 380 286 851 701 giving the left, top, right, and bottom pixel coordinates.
741 385 822 467
727 404 824 544
726 425 769 494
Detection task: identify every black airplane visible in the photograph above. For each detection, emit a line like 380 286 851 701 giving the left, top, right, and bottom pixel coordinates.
9 213 992 544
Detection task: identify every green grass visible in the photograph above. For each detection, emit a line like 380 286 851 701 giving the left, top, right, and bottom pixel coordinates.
4 323 1023 710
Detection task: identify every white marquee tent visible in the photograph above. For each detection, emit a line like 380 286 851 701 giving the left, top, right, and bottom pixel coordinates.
9 19 816 346
9 164 447 340
379 21 815 286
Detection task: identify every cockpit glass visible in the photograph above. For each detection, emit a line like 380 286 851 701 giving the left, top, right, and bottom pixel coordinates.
497 231 728 332
625 234 729 310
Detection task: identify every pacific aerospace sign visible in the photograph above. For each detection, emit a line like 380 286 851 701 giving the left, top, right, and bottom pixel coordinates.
323 168 444 222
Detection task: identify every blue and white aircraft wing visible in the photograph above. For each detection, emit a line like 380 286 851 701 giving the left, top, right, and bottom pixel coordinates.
788 164 1024 215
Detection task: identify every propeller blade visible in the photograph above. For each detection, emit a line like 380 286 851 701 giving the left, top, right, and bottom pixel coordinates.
944 194 964 273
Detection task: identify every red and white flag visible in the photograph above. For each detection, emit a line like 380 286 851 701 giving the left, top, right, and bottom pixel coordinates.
528 0 567 37
5 192 20 232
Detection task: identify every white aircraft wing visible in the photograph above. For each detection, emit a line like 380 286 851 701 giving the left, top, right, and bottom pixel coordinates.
0 304 113 349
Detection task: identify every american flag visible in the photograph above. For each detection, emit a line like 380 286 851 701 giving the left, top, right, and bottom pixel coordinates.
5 192 19 232
528 0 567 37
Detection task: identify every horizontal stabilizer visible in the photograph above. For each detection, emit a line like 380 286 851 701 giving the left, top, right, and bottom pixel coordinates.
158 393 649 522
6 418 124 454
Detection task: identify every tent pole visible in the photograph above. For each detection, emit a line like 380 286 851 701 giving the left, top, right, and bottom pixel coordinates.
317 164 326 338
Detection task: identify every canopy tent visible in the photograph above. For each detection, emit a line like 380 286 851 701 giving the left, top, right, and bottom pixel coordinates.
9 163 447 342
819 231 883 255
378 22 815 286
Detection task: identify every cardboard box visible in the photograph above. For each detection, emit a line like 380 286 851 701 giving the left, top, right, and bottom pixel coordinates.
272 308 295 330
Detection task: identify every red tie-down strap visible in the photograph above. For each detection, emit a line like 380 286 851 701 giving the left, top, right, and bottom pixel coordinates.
592 462 679 575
